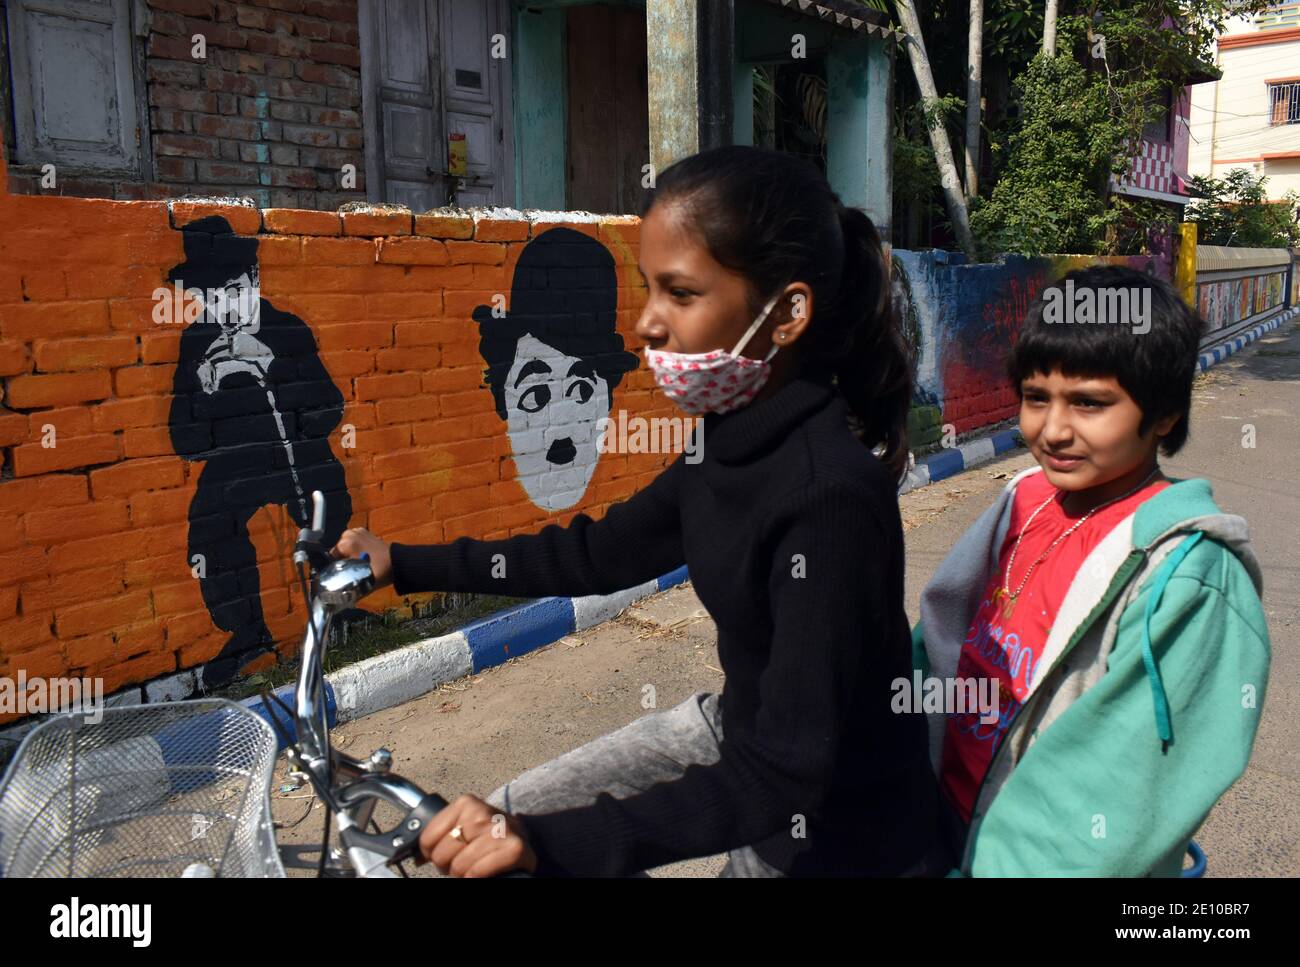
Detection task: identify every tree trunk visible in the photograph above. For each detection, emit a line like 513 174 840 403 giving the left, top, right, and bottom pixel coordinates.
1044 0 1058 56
965 0 983 201
893 0 976 258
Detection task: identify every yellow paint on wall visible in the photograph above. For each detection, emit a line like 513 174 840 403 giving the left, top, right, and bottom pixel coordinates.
1176 222 1197 307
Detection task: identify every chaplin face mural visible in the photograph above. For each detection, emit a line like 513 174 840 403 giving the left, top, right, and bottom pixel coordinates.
166 215 352 688
474 227 639 511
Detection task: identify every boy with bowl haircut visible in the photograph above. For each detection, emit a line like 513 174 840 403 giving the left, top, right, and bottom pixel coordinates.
914 265 1270 875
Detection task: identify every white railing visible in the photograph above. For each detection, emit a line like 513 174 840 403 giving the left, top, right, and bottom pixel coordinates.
1257 2 1300 29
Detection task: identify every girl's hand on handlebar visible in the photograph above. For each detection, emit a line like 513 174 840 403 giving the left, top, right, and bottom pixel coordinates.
418 794 539 878
330 528 394 588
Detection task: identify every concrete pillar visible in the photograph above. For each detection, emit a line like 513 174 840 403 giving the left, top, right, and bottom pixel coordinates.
646 0 734 173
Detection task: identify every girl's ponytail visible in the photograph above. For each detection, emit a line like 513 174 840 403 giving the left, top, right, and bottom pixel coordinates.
818 205 913 480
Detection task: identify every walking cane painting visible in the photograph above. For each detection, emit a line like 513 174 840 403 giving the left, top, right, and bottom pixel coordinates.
167 215 353 688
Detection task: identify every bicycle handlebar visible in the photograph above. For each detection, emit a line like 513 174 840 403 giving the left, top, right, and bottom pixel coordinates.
311 488 326 532
288 490 533 878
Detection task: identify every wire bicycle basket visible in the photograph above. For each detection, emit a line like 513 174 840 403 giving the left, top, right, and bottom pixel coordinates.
0 699 284 878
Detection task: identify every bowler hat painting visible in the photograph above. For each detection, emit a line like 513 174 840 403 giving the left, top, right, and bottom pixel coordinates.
167 215 352 688
474 227 639 511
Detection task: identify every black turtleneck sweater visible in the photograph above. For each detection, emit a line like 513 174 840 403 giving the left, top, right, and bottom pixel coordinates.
389 372 940 876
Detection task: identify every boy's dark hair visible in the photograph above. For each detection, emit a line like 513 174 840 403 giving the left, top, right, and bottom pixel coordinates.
642 146 913 479
1007 265 1206 456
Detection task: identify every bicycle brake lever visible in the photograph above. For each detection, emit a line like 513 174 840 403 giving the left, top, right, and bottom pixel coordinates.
338 791 449 863
294 491 330 568
293 538 334 572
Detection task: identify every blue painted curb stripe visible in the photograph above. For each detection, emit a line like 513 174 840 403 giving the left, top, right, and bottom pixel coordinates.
658 565 690 590
457 564 692 673
991 429 1021 455
464 596 577 672
924 447 965 482
916 428 1026 489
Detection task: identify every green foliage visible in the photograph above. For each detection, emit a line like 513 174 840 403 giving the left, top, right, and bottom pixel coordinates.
752 64 779 149
969 53 1126 258
1102 195 1179 258
1185 169 1300 248
984 0 1044 65
969 1 1277 259
892 101 943 207
876 0 1275 259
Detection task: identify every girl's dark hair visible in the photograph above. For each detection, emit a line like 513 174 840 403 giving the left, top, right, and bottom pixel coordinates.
642 146 914 479
1007 265 1205 456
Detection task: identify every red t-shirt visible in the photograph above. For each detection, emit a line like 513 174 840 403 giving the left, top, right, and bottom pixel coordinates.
939 470 1170 823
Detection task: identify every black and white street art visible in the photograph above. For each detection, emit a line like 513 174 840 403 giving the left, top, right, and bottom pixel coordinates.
167 215 352 687
473 227 639 512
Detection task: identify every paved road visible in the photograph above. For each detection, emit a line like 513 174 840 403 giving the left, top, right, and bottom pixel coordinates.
274 319 1299 877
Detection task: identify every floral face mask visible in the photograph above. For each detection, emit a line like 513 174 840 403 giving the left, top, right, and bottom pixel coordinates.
644 289 784 415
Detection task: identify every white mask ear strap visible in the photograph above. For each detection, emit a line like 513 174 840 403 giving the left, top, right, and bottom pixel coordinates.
730 289 784 357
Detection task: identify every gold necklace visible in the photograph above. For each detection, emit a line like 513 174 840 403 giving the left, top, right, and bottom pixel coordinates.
991 466 1161 620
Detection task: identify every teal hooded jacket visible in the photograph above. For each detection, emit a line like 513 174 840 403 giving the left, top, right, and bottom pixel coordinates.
912 466 1270 876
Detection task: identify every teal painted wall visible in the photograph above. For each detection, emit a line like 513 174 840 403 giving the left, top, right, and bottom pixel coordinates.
731 0 892 232
826 33 891 232
511 0 891 225
513 5 568 209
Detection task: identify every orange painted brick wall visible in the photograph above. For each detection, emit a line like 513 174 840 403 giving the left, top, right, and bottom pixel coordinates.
0 155 674 716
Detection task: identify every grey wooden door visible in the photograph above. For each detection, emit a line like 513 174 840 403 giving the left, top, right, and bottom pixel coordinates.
6 0 141 171
359 0 513 209
438 0 511 207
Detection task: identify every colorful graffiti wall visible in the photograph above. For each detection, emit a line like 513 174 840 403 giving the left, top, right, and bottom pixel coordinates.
892 250 1171 443
1196 271 1288 336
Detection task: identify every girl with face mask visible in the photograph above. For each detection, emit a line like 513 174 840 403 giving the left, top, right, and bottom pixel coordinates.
331 146 946 878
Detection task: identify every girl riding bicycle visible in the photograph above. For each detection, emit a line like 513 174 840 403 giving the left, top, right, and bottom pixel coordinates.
331 146 948 877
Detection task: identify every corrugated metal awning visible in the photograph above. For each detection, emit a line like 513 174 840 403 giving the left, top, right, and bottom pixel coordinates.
754 0 899 40
1196 244 1293 272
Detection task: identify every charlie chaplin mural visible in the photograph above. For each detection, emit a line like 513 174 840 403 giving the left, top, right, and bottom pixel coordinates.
167 215 352 687
473 227 639 511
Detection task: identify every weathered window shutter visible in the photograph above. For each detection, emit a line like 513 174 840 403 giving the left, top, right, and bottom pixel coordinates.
6 0 141 171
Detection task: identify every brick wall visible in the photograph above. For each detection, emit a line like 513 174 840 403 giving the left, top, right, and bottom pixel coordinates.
4 0 365 210
0 152 672 720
